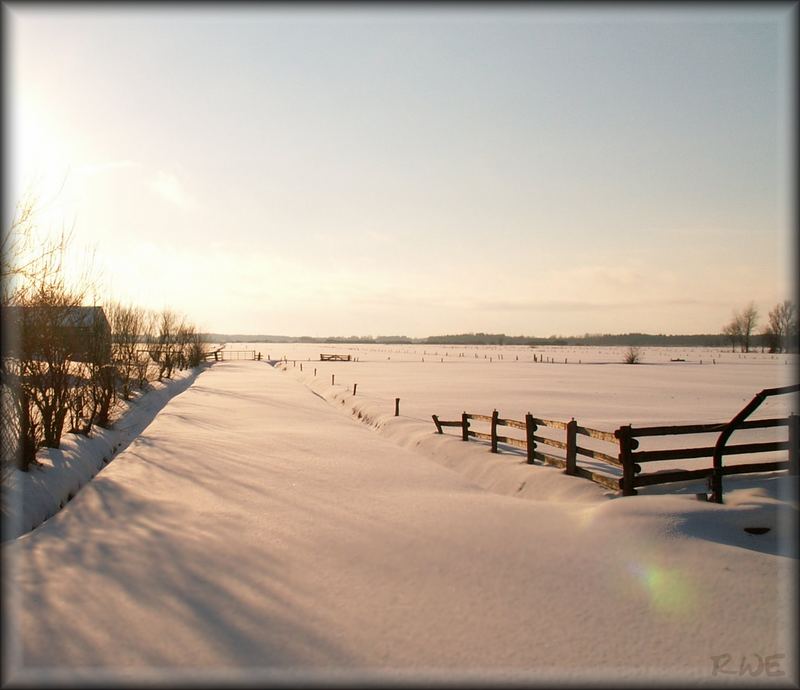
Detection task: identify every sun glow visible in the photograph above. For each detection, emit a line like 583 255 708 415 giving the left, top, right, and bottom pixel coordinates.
7 94 86 257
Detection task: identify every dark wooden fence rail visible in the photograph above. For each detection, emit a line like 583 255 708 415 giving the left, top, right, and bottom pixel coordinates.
433 387 799 500
432 410 622 492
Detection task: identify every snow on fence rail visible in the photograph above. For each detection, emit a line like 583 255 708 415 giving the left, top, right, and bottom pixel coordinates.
432 385 799 501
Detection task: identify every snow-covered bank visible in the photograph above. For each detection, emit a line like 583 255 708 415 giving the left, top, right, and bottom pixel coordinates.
1 366 208 541
277 359 609 503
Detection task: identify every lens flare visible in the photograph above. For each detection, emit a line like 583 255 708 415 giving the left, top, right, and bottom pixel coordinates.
627 560 695 615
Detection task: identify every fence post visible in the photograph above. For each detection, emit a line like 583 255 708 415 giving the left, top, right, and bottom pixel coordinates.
566 418 577 475
331 374 335 385
462 412 469 442
353 383 357 395
525 413 536 464
395 398 400 416
616 425 637 496
432 415 443 434
789 414 799 475
491 409 499 453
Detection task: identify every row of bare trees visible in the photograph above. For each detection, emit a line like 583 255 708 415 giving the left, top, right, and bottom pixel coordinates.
1 194 211 474
722 300 798 353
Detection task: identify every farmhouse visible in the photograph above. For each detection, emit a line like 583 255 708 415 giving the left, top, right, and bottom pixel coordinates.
3 305 111 363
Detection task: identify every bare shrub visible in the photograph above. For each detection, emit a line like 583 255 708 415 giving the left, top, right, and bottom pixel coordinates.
135 311 157 389
152 311 207 377
108 302 147 400
623 346 642 364
86 314 116 429
177 323 210 369
185 329 209 368
154 309 181 380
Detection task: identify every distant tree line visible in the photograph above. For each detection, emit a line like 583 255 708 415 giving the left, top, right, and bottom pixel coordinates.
722 300 798 353
202 326 800 349
203 333 416 344
424 332 732 347
1 193 210 474
296 335 415 344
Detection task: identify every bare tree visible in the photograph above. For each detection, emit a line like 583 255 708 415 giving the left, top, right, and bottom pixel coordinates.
1 192 70 305
722 318 741 353
2 192 98 469
738 302 758 353
1 194 64 472
760 322 781 353
15 284 86 459
763 300 797 353
723 303 758 353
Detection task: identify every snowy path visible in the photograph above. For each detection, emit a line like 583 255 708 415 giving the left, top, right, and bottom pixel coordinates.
4 361 794 685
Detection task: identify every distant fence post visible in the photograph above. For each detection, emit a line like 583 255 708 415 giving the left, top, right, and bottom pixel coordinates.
616 425 637 496
353 383 357 395
462 412 469 441
491 409 499 453
565 418 577 475
331 374 335 385
789 414 799 475
432 415 443 433
525 413 536 464
395 398 400 416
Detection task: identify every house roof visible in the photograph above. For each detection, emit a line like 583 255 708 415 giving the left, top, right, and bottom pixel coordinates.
3 305 110 330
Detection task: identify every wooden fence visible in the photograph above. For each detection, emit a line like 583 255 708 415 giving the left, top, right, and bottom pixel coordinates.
203 349 260 361
432 384 798 501
320 354 351 361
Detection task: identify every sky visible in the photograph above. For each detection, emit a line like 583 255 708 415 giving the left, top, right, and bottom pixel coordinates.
3 3 796 337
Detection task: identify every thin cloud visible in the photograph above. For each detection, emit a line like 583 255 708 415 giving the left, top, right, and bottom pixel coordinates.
73 160 138 177
476 298 719 312
150 170 198 211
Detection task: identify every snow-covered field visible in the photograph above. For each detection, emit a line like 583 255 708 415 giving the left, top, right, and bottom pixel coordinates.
249 343 796 497
256 343 795 426
2 347 797 685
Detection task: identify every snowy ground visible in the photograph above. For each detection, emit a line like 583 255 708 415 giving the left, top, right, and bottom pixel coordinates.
2 356 796 686
2 367 204 542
